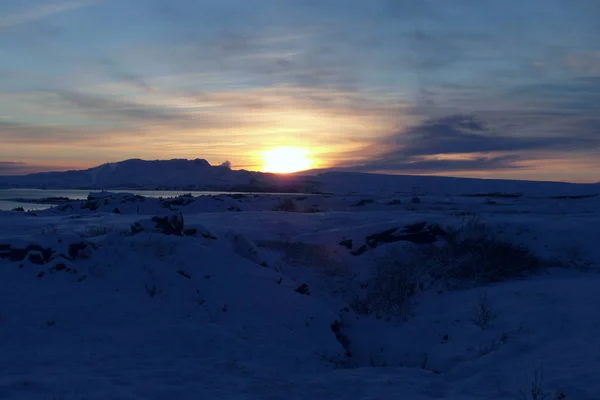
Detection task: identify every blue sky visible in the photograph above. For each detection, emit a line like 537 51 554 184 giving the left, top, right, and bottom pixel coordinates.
1 0 599 181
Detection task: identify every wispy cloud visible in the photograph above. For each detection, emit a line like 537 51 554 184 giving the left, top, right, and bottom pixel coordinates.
0 161 66 175
0 0 99 29
340 112 600 175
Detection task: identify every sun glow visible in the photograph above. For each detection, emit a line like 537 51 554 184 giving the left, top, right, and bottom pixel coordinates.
261 146 313 173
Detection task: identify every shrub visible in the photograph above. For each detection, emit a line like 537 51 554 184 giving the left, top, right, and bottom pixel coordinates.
470 294 498 330
272 198 297 212
353 216 548 317
518 365 549 400
352 249 420 319
426 216 545 286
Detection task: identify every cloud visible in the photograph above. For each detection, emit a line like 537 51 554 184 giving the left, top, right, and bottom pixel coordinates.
97 59 156 93
56 90 186 123
346 154 523 174
0 161 62 175
563 51 600 77
0 161 26 174
385 114 594 156
343 113 599 174
0 0 100 29
0 118 106 143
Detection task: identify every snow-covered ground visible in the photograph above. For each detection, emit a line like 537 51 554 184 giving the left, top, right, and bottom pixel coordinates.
1 190 599 399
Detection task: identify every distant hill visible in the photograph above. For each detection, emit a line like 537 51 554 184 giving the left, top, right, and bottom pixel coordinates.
312 171 600 197
0 158 597 196
0 158 320 193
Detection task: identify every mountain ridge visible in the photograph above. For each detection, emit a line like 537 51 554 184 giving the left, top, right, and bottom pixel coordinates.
0 158 598 196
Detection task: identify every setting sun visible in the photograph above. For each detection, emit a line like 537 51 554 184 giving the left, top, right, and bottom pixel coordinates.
261 147 313 173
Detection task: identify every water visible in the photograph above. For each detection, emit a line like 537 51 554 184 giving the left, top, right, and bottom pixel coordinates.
0 188 251 211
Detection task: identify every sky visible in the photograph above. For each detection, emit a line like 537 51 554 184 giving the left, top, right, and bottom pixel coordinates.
0 0 599 182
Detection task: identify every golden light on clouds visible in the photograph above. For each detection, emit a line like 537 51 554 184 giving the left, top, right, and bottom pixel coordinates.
261 146 313 173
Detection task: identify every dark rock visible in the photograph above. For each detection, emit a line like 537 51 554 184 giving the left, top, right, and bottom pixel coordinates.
68 242 95 260
351 222 446 256
26 245 53 263
350 245 368 256
1 244 52 263
386 199 402 206
162 196 195 207
130 212 184 236
339 239 353 250
152 214 184 235
28 252 45 265
295 283 311 295
8 248 28 262
366 228 401 248
330 320 352 357
113 208 121 214
177 270 192 279
402 222 427 234
201 232 217 240
352 199 375 207
53 263 68 271
184 228 197 236
82 201 99 211
130 223 144 234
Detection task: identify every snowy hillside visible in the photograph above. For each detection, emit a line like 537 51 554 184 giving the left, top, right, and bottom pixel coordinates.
313 171 600 197
1 189 600 399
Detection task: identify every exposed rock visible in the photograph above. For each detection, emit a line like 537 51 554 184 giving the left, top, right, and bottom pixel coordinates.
152 214 184 235
0 244 53 263
82 200 99 211
28 251 45 265
7 247 28 262
330 320 351 357
53 263 68 271
67 242 96 260
350 222 446 256
161 195 195 208
130 212 185 236
364 223 445 248
177 270 192 279
184 228 197 236
295 283 310 295
338 239 353 250
352 199 375 207
350 245 368 256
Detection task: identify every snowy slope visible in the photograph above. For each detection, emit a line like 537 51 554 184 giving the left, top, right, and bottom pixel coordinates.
314 171 600 197
1 190 600 399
